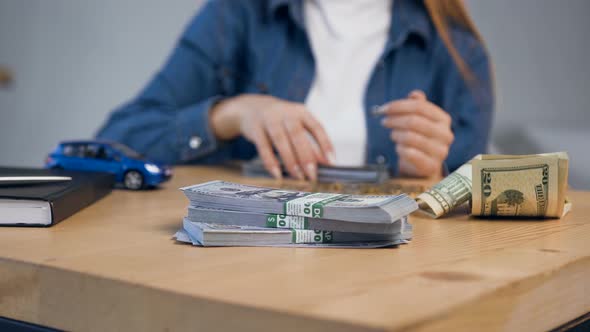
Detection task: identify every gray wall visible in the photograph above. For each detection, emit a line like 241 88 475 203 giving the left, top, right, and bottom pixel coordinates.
467 0 590 188
469 0 590 128
1 0 589 186
0 0 203 166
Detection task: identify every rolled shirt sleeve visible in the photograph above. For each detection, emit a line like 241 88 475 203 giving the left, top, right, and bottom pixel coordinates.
175 96 224 162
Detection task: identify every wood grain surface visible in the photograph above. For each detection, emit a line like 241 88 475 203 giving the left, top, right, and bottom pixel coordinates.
0 166 588 331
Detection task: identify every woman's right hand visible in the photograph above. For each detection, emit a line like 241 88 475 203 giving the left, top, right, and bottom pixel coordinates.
210 94 335 181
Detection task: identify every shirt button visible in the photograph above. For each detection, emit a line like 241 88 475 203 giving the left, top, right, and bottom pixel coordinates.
376 154 387 164
189 136 202 149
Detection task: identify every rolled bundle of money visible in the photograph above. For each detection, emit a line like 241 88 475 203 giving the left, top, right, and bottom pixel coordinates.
417 152 570 218
415 162 473 218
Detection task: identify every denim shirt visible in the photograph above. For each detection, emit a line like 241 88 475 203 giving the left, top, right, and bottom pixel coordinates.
96 0 494 172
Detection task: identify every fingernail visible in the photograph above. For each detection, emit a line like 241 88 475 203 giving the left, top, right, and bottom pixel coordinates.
371 105 387 116
328 152 337 165
293 165 304 180
305 163 317 182
270 166 282 180
409 90 426 100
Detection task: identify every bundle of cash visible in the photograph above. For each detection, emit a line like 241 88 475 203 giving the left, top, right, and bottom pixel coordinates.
417 152 570 218
187 206 408 234
181 181 417 223
174 218 413 248
176 180 418 248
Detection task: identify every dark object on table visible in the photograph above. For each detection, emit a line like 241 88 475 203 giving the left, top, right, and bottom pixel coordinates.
0 167 114 226
242 158 390 183
0 316 63 332
45 140 172 190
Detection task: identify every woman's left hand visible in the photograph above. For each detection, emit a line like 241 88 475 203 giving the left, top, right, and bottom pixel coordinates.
380 90 454 178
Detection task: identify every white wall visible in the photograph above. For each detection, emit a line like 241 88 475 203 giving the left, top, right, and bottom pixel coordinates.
1 0 589 186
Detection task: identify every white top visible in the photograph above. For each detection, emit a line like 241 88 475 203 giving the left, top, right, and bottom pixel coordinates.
304 0 392 166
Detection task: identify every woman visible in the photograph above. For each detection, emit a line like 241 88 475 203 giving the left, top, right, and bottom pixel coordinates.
97 0 494 181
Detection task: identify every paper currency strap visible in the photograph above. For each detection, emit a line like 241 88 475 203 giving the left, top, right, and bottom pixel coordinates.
284 193 349 218
291 230 333 243
266 214 309 229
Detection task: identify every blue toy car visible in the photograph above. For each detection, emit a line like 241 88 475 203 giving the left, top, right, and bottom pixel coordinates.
45 140 172 190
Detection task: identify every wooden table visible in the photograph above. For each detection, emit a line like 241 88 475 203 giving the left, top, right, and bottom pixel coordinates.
0 166 588 331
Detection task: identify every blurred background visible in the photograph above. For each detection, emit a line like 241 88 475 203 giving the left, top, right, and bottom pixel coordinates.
1 0 589 188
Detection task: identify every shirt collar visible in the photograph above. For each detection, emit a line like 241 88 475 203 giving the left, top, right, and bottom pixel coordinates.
267 0 291 16
266 0 433 50
267 0 304 30
388 0 432 51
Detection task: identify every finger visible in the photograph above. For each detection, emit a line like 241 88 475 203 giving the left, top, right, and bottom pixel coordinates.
390 130 449 161
396 144 441 177
251 130 282 180
371 91 427 116
382 114 454 145
381 99 451 124
284 120 318 182
302 112 335 165
408 90 427 100
264 121 304 180
308 134 331 166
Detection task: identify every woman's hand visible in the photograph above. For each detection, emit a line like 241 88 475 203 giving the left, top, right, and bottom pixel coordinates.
380 90 454 178
210 94 334 181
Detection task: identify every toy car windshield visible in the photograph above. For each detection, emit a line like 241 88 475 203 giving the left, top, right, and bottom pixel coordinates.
111 142 144 160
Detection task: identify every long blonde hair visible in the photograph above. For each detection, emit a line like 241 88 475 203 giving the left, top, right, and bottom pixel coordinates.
424 0 486 83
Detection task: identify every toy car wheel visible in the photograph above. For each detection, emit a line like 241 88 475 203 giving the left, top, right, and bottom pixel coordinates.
124 170 144 190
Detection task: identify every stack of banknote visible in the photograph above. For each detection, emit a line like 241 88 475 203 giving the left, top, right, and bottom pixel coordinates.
175 180 418 248
417 152 571 219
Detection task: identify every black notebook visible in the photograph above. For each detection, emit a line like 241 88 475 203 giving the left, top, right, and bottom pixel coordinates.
0 167 115 226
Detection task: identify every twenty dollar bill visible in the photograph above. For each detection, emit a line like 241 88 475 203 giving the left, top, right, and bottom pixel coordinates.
417 152 570 218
